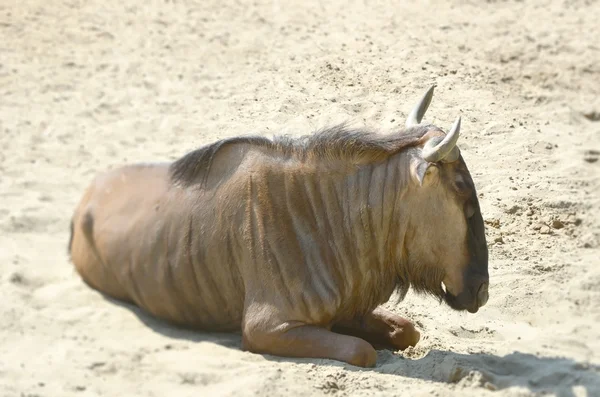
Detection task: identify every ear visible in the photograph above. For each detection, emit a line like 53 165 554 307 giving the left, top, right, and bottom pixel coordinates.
465 202 476 218
413 160 439 186
465 202 475 219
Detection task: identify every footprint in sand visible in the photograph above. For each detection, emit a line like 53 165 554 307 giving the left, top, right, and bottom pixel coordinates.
583 149 598 163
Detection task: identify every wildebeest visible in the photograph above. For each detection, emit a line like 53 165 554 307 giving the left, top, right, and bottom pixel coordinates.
68 86 489 367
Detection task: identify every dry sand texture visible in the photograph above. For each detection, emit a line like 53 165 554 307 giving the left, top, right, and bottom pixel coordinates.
1 0 600 396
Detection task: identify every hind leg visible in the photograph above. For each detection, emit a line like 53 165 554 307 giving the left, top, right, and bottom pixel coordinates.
70 210 131 302
332 307 420 351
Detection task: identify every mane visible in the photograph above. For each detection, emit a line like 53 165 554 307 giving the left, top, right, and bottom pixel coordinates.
169 123 433 186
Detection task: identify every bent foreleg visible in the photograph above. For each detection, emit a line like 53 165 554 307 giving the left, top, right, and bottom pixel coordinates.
242 306 377 367
332 307 421 351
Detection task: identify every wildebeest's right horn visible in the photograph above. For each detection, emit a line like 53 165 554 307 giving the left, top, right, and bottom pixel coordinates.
405 85 435 128
422 116 461 163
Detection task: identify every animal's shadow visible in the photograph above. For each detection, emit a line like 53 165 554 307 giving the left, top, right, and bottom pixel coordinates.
108 296 599 397
104 296 244 349
370 349 600 397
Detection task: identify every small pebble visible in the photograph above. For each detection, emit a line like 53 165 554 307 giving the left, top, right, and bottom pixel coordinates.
526 209 534 216
540 225 552 234
484 382 498 391
532 223 544 231
506 205 520 214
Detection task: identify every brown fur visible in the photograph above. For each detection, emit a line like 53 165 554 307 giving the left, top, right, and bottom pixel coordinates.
69 122 487 367
170 124 432 187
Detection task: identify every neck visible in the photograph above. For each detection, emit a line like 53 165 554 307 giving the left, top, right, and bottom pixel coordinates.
318 152 413 316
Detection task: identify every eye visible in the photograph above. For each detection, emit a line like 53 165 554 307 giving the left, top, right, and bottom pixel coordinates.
453 174 472 196
455 180 468 191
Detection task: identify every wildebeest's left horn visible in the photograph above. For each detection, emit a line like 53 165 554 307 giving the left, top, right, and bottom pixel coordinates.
422 116 461 163
405 85 435 128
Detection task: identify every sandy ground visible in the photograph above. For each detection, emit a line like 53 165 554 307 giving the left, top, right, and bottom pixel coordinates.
1 0 600 396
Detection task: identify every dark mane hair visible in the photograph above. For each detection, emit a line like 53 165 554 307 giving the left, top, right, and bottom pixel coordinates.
169 123 433 186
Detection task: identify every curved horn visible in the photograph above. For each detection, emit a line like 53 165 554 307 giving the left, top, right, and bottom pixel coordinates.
422 116 461 163
405 85 435 128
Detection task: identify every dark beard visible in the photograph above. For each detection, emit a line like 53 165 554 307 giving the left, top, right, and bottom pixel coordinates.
392 262 446 305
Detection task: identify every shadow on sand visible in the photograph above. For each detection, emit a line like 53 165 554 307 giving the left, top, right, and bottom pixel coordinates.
107 296 599 397
371 349 600 397
104 295 243 349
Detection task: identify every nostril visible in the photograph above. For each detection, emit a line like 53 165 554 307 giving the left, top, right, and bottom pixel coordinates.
477 282 489 307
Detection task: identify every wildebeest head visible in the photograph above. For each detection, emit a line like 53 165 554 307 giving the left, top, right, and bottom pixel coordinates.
401 86 489 314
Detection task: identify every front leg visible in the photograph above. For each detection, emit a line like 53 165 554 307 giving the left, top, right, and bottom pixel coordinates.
332 307 421 351
242 307 377 367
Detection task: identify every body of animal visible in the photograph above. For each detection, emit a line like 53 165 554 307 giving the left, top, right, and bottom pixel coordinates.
68 86 489 367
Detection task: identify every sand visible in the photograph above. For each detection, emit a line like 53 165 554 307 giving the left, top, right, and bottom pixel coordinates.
1 0 599 396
